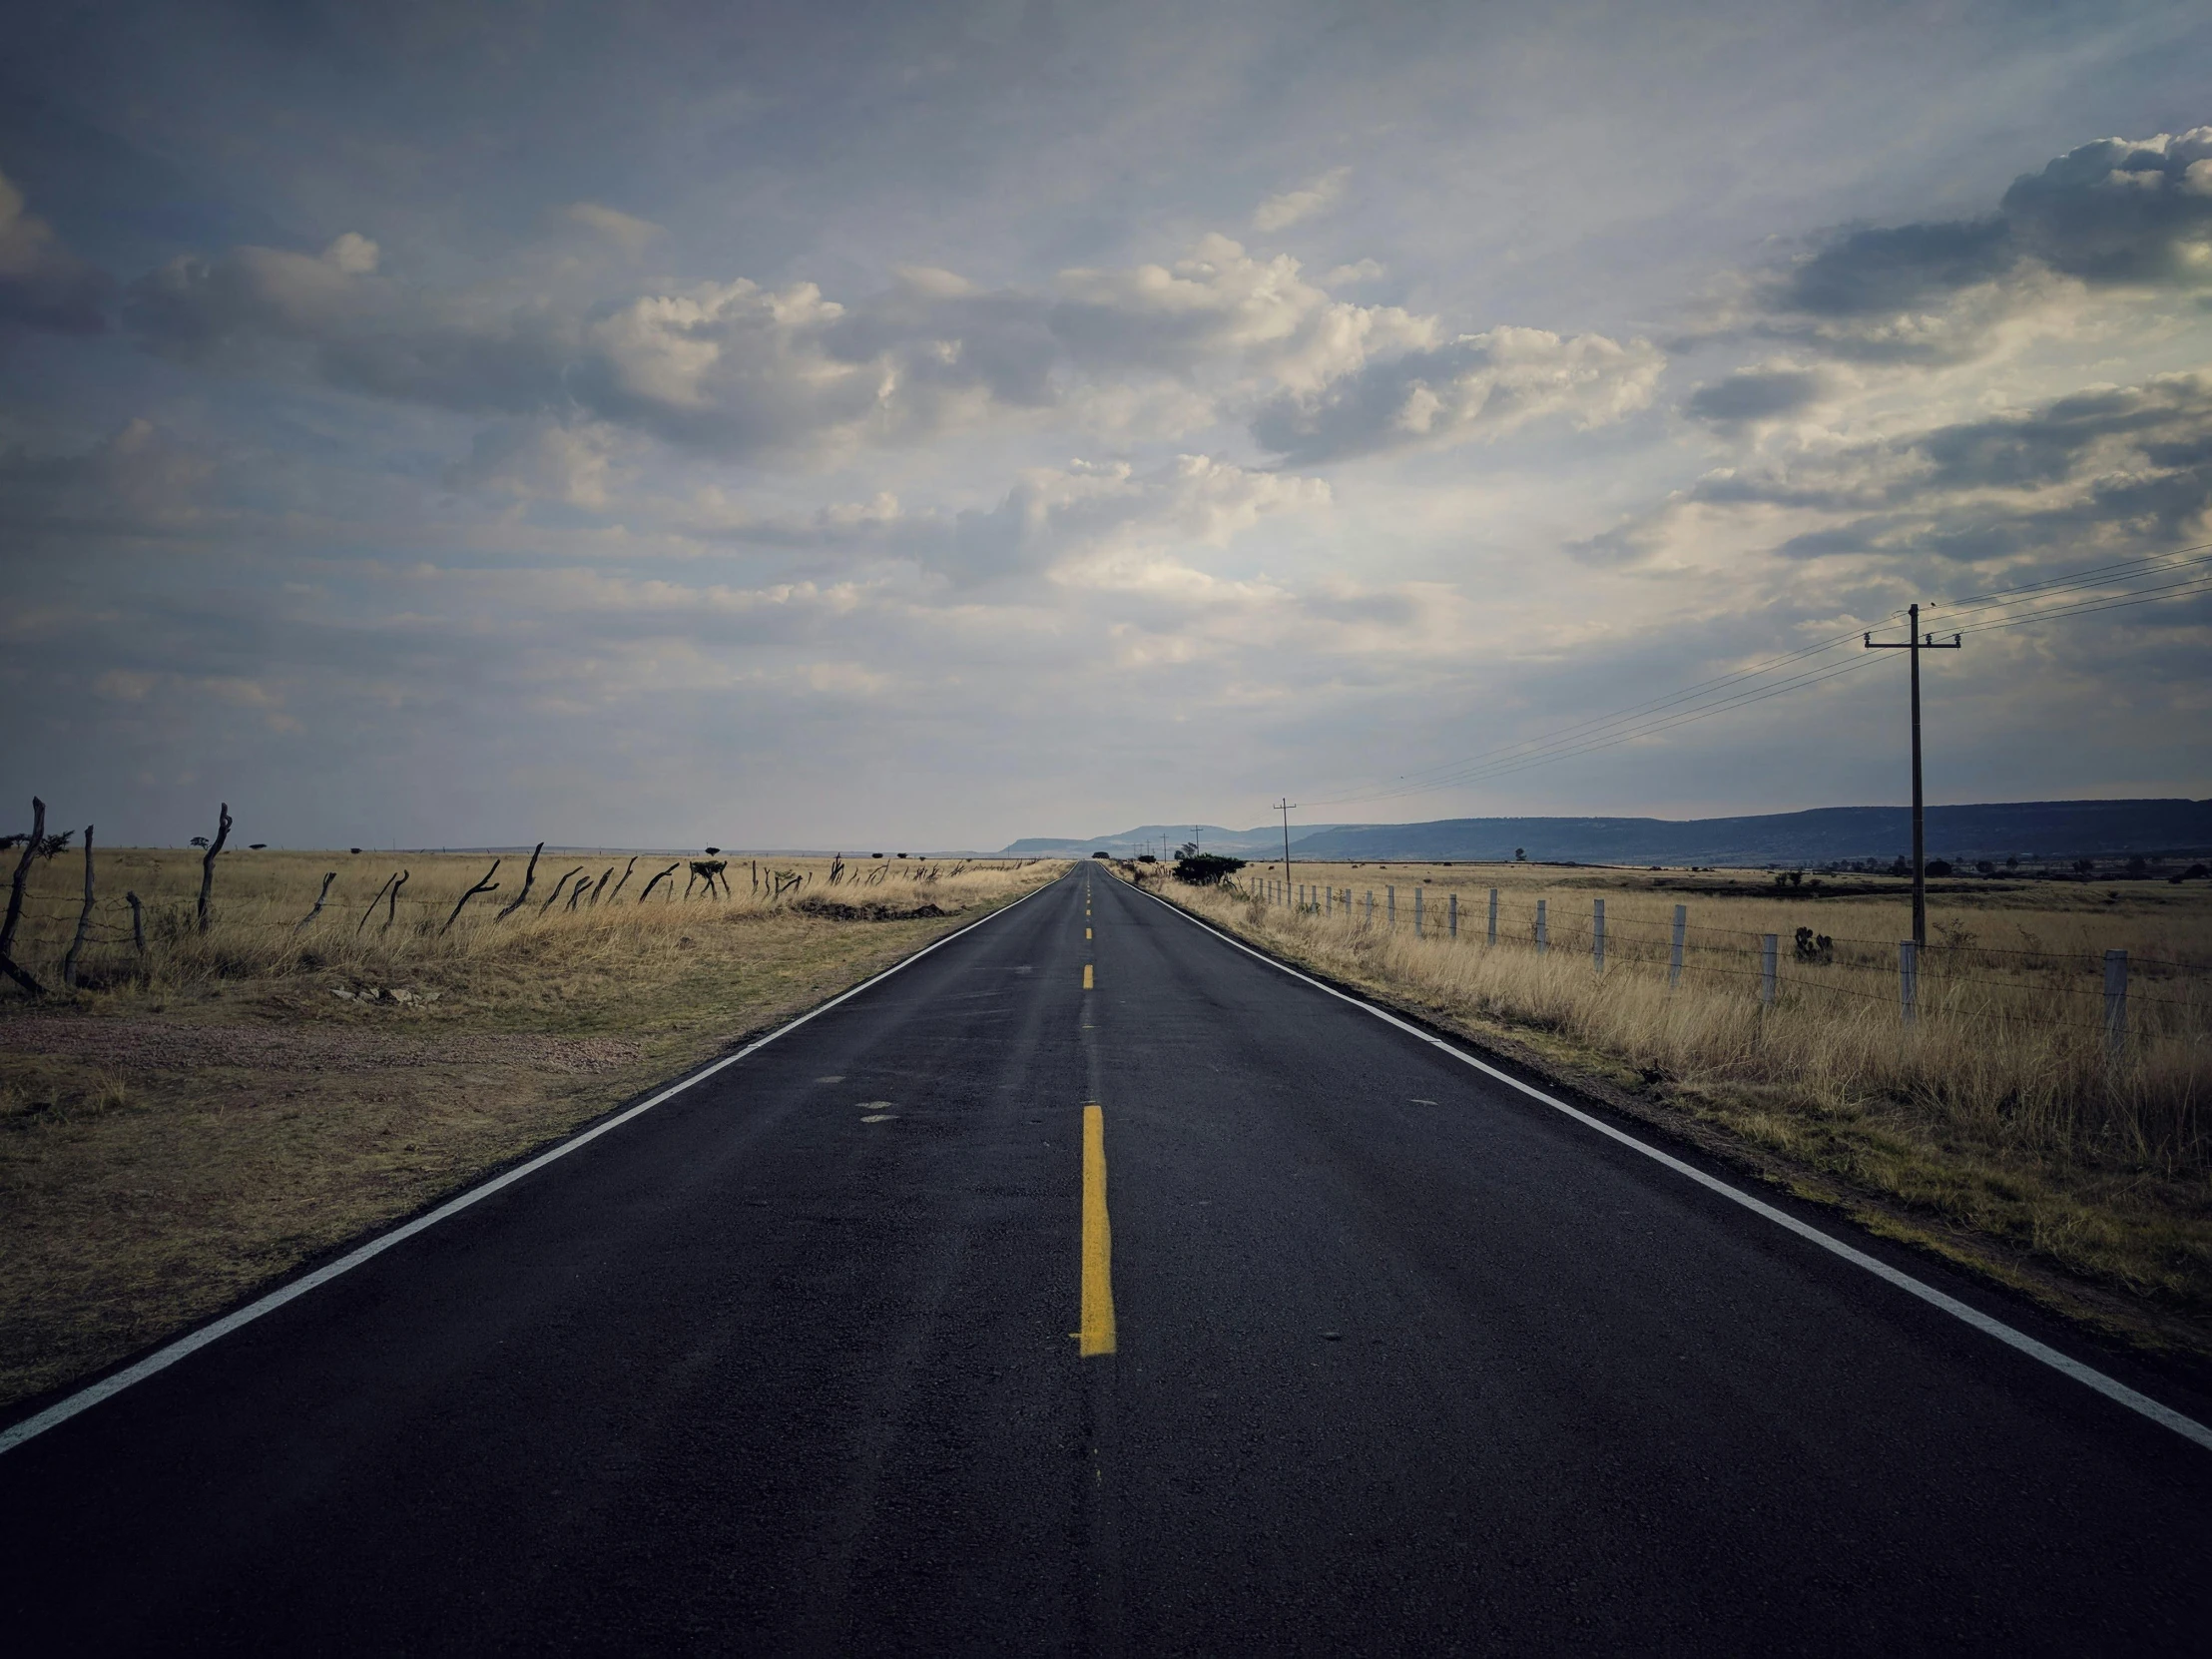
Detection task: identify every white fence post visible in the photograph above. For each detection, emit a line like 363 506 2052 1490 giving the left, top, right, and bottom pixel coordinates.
1535 897 1548 954
1414 887 1424 937
2104 949 2128 1057
1593 899 1605 974
1487 887 1498 946
1761 933 1778 1007
1669 903 1686 988
1448 891 1458 939
1900 940 1918 1026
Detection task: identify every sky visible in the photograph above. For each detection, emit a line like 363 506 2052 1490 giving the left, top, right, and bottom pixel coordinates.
2 0 2209 851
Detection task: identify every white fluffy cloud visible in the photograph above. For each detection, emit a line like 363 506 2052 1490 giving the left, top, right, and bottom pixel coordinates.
121 226 1652 466
1253 325 1664 462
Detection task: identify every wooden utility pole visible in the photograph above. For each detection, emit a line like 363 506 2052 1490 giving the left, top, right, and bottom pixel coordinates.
1865 603 1960 948
1275 798 1297 890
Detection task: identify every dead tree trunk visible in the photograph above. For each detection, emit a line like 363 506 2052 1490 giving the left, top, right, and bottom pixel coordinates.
197 803 233 934
385 870 409 929
0 797 46 996
439 859 500 935
637 862 680 903
538 867 585 915
607 855 640 902
565 876 591 912
63 826 96 987
357 872 399 934
496 842 546 919
291 871 337 935
587 867 614 906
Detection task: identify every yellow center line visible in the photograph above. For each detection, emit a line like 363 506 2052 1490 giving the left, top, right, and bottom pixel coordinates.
1078 1103 1116 1356
1083 963 1094 989
1086 926 1092 939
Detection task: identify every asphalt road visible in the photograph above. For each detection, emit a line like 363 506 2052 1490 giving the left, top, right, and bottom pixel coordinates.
4 865 2209 1654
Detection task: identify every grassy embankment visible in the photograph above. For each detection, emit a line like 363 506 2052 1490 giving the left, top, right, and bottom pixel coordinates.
1135 859 2212 1356
0 846 1062 1411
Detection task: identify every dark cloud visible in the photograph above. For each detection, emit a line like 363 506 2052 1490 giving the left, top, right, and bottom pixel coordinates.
1724 374 2212 561
1754 128 2212 363
1781 219 2012 317
1684 366 1825 424
0 171 112 334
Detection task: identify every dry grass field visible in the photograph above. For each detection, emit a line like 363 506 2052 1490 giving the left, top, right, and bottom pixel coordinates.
1138 857 2212 1354
0 844 1062 1410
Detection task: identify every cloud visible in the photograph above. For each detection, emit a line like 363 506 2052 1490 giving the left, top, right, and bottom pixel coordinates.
562 202 662 254
1253 167 1351 234
1324 259 1383 285
0 418 216 537
1592 372 2212 570
1251 325 1664 463
445 420 622 508
1753 128 2212 364
1684 364 1828 426
0 170 112 334
928 453 1333 588
123 226 1635 467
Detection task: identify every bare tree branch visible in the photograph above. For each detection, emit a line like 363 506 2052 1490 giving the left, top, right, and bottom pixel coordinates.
356 872 400 935
291 871 338 935
637 862 681 904
607 855 640 903
538 867 586 915
495 842 546 919
385 870 409 930
439 859 501 936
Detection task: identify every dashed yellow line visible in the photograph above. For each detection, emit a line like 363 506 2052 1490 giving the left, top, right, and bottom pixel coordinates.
1083 963 1094 989
1078 1104 1116 1356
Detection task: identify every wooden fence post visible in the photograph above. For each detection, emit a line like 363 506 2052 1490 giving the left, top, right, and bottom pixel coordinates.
2103 949 2128 1057
1414 887 1423 937
63 826 95 987
1670 904 1686 988
197 803 232 934
1593 898 1605 974
1448 891 1458 939
1899 940 1918 1026
1535 898 1547 954
0 796 47 996
1761 933 1778 1007
1487 887 1497 946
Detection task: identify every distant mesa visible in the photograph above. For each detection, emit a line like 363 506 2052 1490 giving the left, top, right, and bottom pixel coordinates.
1004 801 2212 866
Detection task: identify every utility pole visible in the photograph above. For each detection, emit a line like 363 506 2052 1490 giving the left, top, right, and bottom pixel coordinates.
1275 798 1296 891
1865 602 1960 949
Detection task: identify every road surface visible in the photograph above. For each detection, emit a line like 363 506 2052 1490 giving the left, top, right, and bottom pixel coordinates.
4 865 2209 1653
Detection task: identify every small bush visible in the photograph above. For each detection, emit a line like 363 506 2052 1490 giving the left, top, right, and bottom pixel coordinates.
1173 853 1247 886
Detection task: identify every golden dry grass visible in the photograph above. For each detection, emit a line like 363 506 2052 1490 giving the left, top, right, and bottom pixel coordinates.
1141 858 2212 1349
0 846 1062 1410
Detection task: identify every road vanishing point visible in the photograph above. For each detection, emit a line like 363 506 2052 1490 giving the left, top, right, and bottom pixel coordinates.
4 866 2209 1652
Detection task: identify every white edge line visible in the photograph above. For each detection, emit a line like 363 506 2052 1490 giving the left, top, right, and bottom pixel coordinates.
0 878 1057 1457
1125 879 2212 1454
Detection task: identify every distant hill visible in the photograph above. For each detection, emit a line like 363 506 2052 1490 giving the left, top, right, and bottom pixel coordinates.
1002 823 1352 859
1007 801 2212 866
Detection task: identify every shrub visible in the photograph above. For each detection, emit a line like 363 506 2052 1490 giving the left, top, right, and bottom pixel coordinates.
1173 852 1246 886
